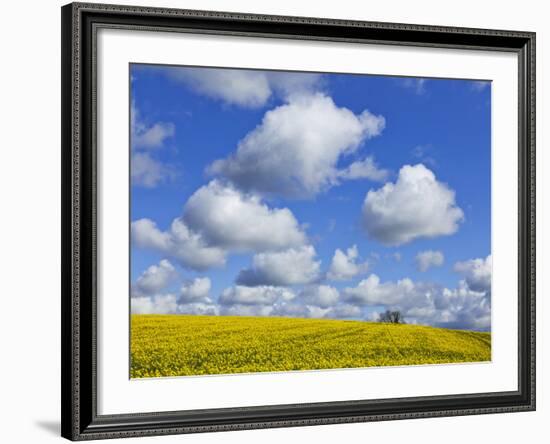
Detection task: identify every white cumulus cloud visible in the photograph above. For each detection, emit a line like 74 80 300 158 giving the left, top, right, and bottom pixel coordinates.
337 156 389 182
218 287 359 320
131 218 227 271
343 272 491 331
454 255 492 292
219 285 295 306
131 103 175 150
219 285 303 318
365 311 381 322
131 152 172 188
299 285 340 308
362 164 464 246
415 250 445 272
179 277 212 303
131 293 178 314
133 259 177 296
208 93 385 198
236 246 320 286
327 245 369 281
130 103 175 187
167 67 322 108
133 121 175 150
131 181 308 270
343 274 418 306
324 304 362 319
432 281 491 331
183 180 307 251
220 304 275 317
178 302 219 316
131 293 219 316
271 303 315 318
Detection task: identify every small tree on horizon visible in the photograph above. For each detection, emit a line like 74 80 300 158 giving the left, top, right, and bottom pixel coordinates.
378 310 404 324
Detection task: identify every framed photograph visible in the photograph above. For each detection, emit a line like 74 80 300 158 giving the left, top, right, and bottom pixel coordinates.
61 2 536 440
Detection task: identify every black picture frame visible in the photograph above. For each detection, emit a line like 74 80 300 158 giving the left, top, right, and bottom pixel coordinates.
61 2 536 440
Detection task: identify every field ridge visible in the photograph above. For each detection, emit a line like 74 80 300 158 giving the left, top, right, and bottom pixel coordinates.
131 314 491 378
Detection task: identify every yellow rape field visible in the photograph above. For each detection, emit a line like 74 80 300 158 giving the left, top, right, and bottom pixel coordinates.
130 314 491 378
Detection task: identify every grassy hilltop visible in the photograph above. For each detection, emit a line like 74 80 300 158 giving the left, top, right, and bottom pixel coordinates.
130 314 491 378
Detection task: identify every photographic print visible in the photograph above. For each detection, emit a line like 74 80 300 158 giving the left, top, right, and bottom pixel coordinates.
129 64 492 379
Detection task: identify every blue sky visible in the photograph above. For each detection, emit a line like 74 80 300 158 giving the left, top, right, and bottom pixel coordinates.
129 64 492 331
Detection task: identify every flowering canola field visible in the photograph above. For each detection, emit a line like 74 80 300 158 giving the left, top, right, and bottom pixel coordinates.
130 314 491 378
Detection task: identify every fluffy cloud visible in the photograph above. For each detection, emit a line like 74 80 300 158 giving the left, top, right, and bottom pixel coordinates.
133 259 177 296
208 93 385 198
271 303 317 318
131 293 219 316
131 293 178 314
167 67 322 108
454 255 492 292
343 271 491 330
132 181 308 270
272 302 362 319
216 281 363 320
343 275 419 306
337 156 389 182
130 267 490 329
236 246 320 286
432 282 490 330
131 218 227 271
171 67 270 108
327 245 369 281
220 304 275 317
130 272 217 315
219 285 295 306
179 277 211 303
130 103 175 187
131 103 175 150
178 302 219 316
183 180 307 251
362 164 464 246
267 72 324 99
299 285 340 308
415 250 445 272
133 121 175 150
324 304 362 319
365 311 381 322
131 152 172 188
217 283 361 320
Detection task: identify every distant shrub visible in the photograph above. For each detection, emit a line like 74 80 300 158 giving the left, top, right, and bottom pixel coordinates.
378 310 405 324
